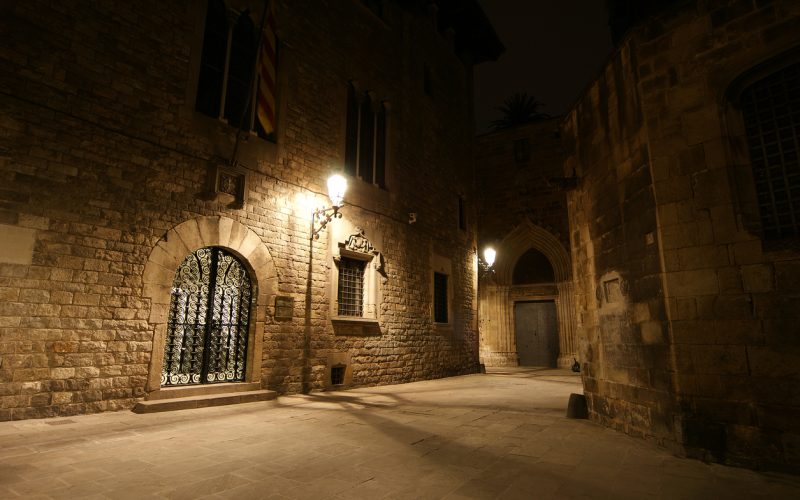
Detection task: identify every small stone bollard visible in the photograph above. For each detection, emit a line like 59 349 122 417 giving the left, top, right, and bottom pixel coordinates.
566 393 588 419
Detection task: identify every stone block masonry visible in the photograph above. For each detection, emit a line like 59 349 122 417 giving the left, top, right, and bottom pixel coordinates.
564 0 800 472
0 1 488 420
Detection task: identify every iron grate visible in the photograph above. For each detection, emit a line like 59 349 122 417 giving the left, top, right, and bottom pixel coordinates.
162 247 252 386
338 257 365 317
741 61 800 242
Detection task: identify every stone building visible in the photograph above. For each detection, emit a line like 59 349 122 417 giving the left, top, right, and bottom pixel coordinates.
563 0 800 471
475 119 577 369
0 0 502 419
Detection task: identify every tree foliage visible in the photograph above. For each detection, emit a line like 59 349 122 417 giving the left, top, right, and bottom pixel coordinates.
491 93 550 130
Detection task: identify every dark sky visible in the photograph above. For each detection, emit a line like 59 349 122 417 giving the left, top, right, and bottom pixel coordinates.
474 0 614 132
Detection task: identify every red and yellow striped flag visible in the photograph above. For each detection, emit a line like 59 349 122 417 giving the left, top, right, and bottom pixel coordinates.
257 0 276 135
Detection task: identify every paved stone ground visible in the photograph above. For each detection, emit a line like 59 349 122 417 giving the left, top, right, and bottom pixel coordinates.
1 368 798 499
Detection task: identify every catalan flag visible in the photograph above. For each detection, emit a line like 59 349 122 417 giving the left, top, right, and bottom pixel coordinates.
256 0 276 135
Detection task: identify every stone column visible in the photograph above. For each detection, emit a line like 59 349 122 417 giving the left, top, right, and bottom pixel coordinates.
556 280 577 368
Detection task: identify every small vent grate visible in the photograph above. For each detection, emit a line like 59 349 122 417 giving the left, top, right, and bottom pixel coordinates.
331 365 346 386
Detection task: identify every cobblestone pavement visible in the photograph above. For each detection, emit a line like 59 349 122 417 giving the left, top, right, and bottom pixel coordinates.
1 368 798 499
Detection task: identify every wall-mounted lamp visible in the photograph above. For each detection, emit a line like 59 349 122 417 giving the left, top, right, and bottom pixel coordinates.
311 174 347 240
479 246 496 276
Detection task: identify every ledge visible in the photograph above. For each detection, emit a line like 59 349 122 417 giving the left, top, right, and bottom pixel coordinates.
331 316 381 336
435 322 454 334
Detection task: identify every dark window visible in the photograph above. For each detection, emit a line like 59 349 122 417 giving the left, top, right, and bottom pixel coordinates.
458 196 467 231
433 272 448 323
196 1 274 140
344 83 387 188
338 257 365 317
195 0 228 118
359 95 375 184
345 85 360 177
512 248 555 285
741 61 800 240
375 105 387 187
224 13 257 127
514 138 531 164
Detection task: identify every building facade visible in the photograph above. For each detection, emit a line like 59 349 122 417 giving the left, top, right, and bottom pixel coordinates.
475 119 577 369
564 0 800 471
0 0 502 420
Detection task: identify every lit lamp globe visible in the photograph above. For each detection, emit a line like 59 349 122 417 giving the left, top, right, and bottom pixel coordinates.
327 174 347 208
483 247 496 267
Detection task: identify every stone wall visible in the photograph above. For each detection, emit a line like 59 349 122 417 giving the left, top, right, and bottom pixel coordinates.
476 119 569 248
0 0 482 420
565 0 800 470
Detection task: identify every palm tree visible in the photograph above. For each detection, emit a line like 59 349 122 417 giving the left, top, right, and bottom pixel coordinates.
491 93 550 130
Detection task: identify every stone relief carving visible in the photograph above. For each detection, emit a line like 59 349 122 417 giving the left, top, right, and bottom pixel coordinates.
338 227 385 276
344 227 375 253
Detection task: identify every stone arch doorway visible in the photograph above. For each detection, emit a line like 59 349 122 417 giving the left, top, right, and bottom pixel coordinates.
162 247 253 386
479 220 576 368
142 216 278 396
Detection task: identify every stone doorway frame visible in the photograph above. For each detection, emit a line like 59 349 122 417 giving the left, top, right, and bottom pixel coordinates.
479 220 576 368
142 216 278 395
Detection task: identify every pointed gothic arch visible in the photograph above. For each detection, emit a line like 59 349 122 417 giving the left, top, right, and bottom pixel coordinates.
479 220 577 367
494 219 571 286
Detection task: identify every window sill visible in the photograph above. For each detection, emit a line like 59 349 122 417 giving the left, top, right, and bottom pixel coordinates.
435 322 453 333
332 316 381 336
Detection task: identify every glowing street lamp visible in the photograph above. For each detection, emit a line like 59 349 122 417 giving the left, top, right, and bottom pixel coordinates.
311 174 348 240
326 174 347 207
479 246 496 277
483 247 496 267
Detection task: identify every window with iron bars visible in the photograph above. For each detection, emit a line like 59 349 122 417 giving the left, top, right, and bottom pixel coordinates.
337 257 366 317
741 61 800 241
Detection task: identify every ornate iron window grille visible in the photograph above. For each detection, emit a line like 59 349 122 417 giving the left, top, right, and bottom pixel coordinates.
162 247 253 386
741 61 800 241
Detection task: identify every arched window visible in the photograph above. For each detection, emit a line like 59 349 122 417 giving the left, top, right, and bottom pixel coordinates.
512 248 555 285
740 61 800 240
162 247 253 386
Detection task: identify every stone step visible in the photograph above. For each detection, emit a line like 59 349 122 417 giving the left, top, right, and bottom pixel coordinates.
132 389 277 414
147 382 263 400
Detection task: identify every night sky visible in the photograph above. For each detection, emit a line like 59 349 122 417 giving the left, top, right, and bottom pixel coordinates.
474 0 614 133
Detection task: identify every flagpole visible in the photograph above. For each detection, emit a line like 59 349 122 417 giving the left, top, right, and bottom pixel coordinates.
230 0 270 167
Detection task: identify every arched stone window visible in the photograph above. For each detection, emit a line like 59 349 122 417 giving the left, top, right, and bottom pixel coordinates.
739 61 800 240
162 247 254 386
726 48 800 246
